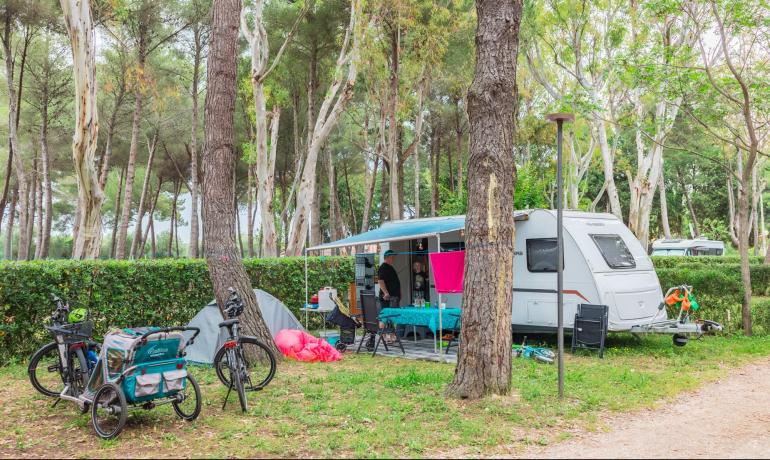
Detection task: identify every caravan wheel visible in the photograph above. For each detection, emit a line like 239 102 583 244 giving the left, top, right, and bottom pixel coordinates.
673 334 688 347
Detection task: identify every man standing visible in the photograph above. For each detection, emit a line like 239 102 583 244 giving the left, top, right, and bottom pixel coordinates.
377 249 401 309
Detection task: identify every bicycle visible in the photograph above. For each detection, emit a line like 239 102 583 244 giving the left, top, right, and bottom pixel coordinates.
28 295 100 406
213 288 277 412
513 336 555 364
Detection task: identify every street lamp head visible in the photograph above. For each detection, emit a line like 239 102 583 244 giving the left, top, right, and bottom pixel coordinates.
546 113 575 123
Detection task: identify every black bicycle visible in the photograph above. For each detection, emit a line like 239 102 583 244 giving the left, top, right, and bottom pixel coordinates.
213 288 277 412
28 295 100 405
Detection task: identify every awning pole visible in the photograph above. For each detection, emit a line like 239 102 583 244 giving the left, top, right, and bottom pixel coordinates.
437 233 442 356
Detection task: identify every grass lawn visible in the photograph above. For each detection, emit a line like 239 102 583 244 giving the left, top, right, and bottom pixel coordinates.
2 334 770 458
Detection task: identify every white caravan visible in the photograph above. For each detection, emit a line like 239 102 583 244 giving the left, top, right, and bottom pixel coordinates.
651 238 725 256
308 210 666 333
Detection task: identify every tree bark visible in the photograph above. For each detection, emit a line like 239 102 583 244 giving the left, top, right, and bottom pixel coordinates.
34 154 43 259
140 177 162 258
4 186 16 259
285 0 361 255
110 165 126 258
39 102 53 258
130 133 158 258
98 69 126 190
446 0 521 399
61 0 105 259
189 23 203 259
247 165 255 257
203 0 279 355
116 31 147 259
658 171 672 239
361 157 378 233
431 127 441 216
3 15 29 260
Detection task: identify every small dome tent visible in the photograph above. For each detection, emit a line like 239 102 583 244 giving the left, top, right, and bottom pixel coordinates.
184 289 304 364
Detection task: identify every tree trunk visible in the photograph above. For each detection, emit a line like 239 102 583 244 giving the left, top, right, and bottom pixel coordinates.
247 165 255 257
98 76 126 190
379 162 389 224
4 186 16 259
446 0 522 400
189 24 202 259
116 32 147 259
431 128 440 216
414 150 420 218
738 172 752 335
140 177 162 258
255 106 280 256
658 172 672 239
61 0 105 259
3 16 29 261
39 110 53 258
455 100 464 194
596 119 622 219
361 157 378 233
285 0 361 255
203 0 279 355
111 165 126 258
130 133 158 258
28 156 38 259
35 154 43 259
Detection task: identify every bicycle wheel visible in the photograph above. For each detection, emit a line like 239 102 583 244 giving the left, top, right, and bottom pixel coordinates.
91 382 127 440
234 362 249 413
213 337 276 391
533 349 555 364
28 342 64 398
172 373 201 421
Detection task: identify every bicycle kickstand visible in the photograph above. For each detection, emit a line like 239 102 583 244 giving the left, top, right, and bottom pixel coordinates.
51 397 62 408
222 382 233 410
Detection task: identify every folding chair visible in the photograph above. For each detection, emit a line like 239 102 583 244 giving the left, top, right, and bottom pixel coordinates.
571 303 608 358
356 291 404 356
444 313 461 355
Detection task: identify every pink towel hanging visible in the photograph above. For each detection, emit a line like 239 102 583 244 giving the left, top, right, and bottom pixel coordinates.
429 250 465 293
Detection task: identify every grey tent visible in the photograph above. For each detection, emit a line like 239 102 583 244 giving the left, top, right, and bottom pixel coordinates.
185 288 304 364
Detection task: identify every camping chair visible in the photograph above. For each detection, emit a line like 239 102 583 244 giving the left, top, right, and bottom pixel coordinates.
357 291 404 356
444 312 461 355
571 303 609 358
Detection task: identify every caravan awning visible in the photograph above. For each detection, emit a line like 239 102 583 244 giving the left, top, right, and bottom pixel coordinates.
306 212 529 252
306 216 466 251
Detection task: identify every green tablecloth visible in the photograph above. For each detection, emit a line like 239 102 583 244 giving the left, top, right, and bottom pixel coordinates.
379 307 461 334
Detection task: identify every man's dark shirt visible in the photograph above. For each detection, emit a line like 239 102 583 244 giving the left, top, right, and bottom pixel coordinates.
377 262 401 300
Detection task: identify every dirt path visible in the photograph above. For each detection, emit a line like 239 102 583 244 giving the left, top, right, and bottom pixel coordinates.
523 358 770 459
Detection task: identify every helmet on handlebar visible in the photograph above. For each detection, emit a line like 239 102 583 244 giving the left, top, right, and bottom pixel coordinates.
68 307 88 323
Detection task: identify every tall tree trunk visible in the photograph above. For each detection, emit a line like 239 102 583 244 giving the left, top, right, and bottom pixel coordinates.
247 165 255 257
116 33 147 259
61 0 105 259
189 24 202 259
379 162 388 224
140 177 162 258
255 106 280 256
413 151 420 217
446 0 522 400
285 0 361 255
111 165 126 258
39 110 53 258
130 133 158 258
174 179 180 257
455 100 464 194
3 17 29 261
431 128 441 216
596 119 622 219
4 186 16 259
98 78 126 190
35 155 43 259
28 155 38 259
203 0 279 354
361 157 378 233
727 168 740 247
386 27 401 220
658 172 672 239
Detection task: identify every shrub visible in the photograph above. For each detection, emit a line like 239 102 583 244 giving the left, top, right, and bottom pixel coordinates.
0 257 353 363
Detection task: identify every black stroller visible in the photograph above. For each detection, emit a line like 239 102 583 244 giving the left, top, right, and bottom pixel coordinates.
325 294 360 352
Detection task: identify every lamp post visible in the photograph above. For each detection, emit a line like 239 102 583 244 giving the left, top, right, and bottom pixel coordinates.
546 112 574 399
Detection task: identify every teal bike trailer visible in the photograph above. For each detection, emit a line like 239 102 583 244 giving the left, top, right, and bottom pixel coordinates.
78 326 202 439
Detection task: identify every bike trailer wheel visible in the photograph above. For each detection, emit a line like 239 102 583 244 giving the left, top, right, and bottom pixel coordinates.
172 373 202 421
91 382 128 440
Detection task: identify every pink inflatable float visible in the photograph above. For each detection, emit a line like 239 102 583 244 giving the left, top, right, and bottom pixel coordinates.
275 329 342 363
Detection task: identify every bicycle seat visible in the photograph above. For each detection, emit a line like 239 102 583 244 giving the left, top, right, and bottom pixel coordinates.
219 319 239 328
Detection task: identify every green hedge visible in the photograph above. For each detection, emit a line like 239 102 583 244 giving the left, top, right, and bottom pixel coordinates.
0 257 353 363
650 255 766 267
1 255 768 362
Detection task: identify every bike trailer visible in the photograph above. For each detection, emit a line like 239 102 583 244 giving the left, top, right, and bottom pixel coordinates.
84 327 188 403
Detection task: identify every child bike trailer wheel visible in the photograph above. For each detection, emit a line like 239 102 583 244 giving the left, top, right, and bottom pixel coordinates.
91 382 128 439
172 373 202 421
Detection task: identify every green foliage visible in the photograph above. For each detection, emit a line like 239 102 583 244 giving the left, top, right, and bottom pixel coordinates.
0 257 353 363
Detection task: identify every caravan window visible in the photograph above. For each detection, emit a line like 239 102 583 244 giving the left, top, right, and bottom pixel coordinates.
591 234 636 269
526 239 561 272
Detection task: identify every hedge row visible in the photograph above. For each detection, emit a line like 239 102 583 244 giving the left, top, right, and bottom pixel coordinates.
1 255 768 362
650 255 766 268
0 257 354 363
